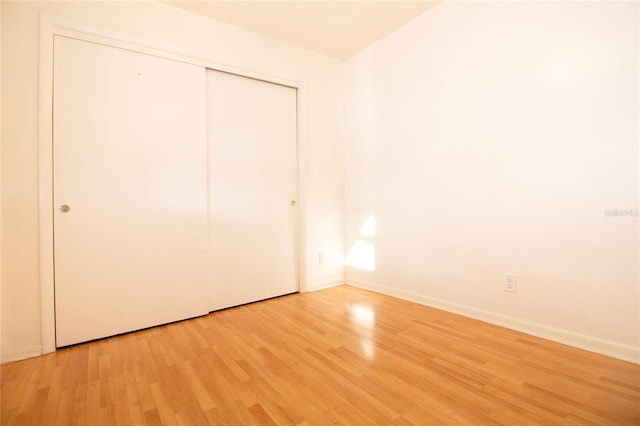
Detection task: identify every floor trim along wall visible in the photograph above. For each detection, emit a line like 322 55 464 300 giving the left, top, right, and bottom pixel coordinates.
305 279 345 293
1 345 43 365
345 278 640 364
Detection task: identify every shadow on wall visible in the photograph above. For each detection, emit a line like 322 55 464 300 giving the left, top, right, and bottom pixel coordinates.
345 214 376 271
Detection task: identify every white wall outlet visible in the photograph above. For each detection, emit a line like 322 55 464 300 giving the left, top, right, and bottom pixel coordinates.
504 273 517 293
318 251 326 264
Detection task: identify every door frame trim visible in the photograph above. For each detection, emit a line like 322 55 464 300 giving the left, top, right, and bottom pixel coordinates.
38 13 308 354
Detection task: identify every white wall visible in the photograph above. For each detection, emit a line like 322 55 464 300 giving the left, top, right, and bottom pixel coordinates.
0 1 345 363
345 1 639 361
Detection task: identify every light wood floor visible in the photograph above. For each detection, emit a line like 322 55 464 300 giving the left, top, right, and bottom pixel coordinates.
2 285 639 425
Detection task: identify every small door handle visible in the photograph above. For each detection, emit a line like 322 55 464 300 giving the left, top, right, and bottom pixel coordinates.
290 200 296 207
60 204 71 213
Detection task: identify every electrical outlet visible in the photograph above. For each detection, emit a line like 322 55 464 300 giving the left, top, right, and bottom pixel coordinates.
504 273 517 293
319 251 326 264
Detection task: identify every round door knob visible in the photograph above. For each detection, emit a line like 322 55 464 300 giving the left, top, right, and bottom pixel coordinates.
60 204 71 213
290 200 296 206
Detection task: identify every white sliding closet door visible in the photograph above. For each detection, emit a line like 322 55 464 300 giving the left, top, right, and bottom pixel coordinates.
53 36 209 347
207 70 298 311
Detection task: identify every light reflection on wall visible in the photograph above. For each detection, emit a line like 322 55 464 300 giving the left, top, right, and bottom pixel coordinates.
345 240 375 270
360 214 376 236
345 214 376 271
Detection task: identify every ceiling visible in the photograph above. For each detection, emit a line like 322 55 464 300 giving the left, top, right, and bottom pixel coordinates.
163 1 439 60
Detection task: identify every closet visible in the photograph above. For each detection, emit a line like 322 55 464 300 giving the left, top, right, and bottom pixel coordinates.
207 70 298 311
53 36 298 347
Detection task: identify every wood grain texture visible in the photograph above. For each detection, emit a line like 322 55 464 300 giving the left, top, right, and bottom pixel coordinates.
2 285 639 425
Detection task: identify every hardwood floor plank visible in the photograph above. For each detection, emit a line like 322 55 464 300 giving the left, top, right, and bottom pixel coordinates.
144 407 163 426
2 285 639 425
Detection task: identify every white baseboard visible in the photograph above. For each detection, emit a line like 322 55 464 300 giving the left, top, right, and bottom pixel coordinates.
1 345 43 365
305 278 345 292
346 278 640 364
